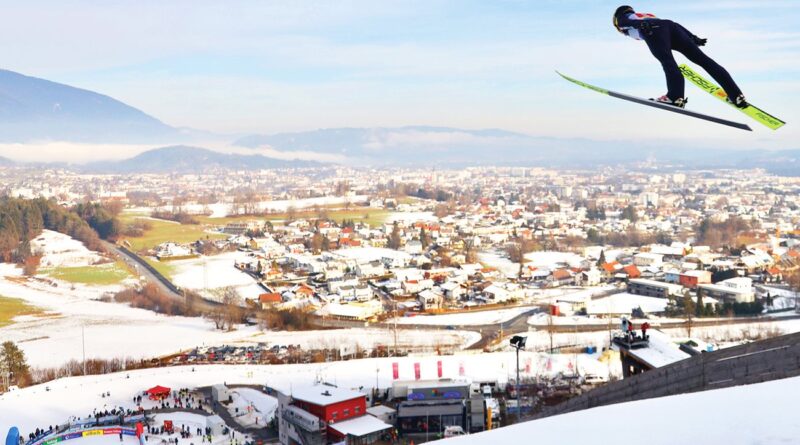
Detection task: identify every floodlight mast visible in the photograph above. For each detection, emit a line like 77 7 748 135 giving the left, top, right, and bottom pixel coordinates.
509 335 526 423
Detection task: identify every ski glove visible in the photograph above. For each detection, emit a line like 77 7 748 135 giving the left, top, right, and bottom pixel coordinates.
692 36 708 46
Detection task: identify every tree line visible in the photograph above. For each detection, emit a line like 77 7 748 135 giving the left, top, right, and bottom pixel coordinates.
0 197 118 265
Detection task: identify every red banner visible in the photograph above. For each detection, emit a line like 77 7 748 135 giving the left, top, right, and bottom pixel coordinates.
458 361 465 376
437 360 443 378
414 362 420 380
392 362 399 380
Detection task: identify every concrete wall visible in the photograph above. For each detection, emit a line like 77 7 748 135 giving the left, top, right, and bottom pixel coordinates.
535 332 800 419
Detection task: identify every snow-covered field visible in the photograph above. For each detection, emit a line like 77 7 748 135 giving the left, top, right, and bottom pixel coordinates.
477 251 519 279
31 230 105 268
391 307 535 326
432 375 800 444
0 264 258 368
234 328 481 351
586 292 668 315
0 351 610 433
478 250 590 279
169 252 264 301
385 211 437 223
0 265 481 367
149 412 237 445
661 317 800 344
523 251 585 269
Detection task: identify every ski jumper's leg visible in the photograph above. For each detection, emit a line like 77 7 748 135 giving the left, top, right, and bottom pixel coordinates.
643 22 684 100
671 22 744 98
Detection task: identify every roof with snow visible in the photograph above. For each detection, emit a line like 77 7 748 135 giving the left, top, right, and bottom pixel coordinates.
291 385 365 406
624 330 691 368
328 414 393 436
366 405 397 416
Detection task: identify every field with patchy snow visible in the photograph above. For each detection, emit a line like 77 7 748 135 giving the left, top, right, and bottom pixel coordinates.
0 264 257 368
130 195 369 219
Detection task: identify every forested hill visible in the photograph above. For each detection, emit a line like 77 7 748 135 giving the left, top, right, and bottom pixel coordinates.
0 198 115 267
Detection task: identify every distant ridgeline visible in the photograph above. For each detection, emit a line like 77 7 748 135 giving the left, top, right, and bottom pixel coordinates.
0 197 114 264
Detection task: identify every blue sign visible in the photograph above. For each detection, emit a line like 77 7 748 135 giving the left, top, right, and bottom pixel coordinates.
443 391 462 399
6 427 20 445
408 392 425 401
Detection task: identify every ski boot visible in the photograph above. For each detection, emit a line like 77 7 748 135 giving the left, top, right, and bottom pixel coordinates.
651 95 687 109
727 93 748 109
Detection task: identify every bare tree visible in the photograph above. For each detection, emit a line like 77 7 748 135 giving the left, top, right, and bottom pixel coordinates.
786 270 800 311
545 311 556 354
285 205 297 223
207 287 243 330
463 237 479 264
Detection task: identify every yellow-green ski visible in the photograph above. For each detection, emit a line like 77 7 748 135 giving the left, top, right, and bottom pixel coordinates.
679 64 785 130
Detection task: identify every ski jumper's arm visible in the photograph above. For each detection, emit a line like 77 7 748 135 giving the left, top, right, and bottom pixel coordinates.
615 12 658 40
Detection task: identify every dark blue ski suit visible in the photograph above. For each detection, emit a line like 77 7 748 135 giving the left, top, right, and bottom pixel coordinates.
615 11 743 102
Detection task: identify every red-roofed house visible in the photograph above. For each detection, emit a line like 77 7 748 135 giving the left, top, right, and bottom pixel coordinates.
259 293 283 309
601 261 622 275
551 269 575 286
623 264 641 279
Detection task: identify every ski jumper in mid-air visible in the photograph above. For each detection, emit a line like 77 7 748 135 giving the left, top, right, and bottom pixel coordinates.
613 5 747 109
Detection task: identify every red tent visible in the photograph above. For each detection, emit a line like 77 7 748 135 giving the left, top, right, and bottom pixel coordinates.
145 385 171 400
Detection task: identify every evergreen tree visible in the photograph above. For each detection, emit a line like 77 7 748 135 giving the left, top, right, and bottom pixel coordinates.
0 341 30 388
621 205 638 222
586 228 602 245
597 249 606 267
420 226 430 249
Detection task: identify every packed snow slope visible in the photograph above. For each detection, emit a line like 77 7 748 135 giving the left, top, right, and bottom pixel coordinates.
430 375 800 444
0 352 608 432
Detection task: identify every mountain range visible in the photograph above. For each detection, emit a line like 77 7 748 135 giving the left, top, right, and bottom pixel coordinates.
82 146 320 173
235 126 799 174
0 68 797 175
0 69 180 143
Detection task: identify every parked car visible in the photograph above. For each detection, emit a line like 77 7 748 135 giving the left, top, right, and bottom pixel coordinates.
444 426 466 437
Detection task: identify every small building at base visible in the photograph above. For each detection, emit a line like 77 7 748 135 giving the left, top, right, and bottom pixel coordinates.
276 384 393 445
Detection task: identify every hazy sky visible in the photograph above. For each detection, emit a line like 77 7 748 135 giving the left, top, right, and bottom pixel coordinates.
1 0 798 147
